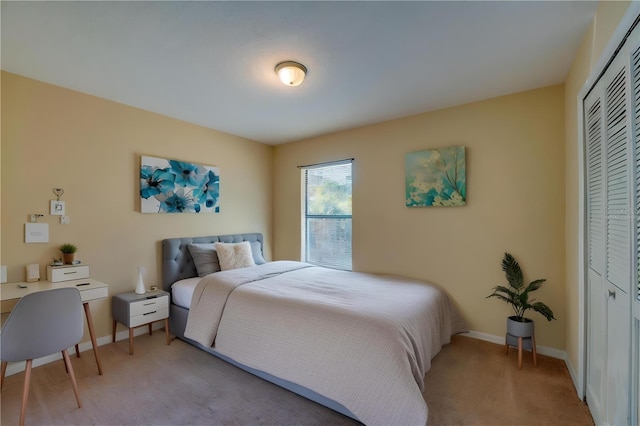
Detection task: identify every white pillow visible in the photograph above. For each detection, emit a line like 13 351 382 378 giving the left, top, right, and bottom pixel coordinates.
215 241 256 271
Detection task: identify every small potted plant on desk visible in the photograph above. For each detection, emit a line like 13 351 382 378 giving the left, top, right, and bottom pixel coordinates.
486 252 555 369
60 243 78 265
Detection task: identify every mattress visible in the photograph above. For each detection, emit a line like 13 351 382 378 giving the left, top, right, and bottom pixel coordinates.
171 277 200 309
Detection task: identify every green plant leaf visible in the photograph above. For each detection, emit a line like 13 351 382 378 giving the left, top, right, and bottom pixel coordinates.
524 279 546 293
487 285 517 301
501 252 524 290
532 302 556 321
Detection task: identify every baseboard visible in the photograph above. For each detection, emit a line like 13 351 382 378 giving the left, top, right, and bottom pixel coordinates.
563 354 582 400
4 322 166 377
463 330 566 360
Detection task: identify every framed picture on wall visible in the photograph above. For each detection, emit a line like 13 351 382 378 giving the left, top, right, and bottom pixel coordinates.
405 146 466 207
139 155 220 213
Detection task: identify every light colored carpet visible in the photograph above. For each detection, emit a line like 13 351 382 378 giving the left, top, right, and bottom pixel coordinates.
1 332 593 425
423 336 594 426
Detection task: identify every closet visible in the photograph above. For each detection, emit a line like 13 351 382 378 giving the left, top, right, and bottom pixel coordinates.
584 16 639 426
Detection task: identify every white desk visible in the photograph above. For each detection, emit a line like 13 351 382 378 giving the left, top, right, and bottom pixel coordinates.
1 278 108 375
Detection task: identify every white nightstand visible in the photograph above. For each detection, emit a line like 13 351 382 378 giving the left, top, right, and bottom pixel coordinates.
111 289 170 355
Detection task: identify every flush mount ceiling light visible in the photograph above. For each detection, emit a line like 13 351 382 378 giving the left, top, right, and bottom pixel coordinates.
275 61 307 87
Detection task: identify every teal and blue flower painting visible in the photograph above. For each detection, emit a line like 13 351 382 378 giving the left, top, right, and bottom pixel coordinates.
405 146 466 207
140 156 220 213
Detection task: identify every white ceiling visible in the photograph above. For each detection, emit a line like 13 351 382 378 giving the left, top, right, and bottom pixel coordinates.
1 1 598 145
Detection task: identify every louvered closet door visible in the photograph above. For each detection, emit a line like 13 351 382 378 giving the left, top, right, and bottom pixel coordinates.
585 82 607 423
584 20 639 424
631 37 640 426
604 51 632 426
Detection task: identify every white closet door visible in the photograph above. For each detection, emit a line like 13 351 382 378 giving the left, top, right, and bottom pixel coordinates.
631 38 640 426
585 83 606 422
604 48 632 426
584 19 639 424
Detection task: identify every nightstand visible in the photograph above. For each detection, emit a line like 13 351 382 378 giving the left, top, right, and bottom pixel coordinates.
112 289 170 355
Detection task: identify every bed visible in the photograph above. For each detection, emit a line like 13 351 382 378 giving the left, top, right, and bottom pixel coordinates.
163 233 467 425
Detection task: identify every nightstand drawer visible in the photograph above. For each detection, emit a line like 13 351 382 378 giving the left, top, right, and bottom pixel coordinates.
129 307 169 328
129 295 168 316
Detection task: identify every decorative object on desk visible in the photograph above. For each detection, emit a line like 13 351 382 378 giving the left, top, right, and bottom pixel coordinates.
135 266 146 294
25 264 40 283
59 243 77 265
486 252 555 368
140 155 220 214
405 145 466 207
52 259 64 266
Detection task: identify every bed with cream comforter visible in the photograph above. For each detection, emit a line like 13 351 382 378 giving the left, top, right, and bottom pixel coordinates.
184 260 466 426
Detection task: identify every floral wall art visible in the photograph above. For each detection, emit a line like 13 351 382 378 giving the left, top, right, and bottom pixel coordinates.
405 146 466 207
140 155 220 213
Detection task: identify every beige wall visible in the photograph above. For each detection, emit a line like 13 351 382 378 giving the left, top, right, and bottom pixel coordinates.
1 0 632 364
274 85 567 349
1 71 273 340
563 1 631 374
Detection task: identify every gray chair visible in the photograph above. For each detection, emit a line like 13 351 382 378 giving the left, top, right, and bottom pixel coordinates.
1 287 83 426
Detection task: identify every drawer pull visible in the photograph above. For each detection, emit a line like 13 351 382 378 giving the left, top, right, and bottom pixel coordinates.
143 302 156 306
608 289 616 299
64 271 78 275
143 310 157 316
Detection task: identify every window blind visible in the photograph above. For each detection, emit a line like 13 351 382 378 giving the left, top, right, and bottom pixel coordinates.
302 160 352 270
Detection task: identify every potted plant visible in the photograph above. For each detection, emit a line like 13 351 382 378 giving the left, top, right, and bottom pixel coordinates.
487 252 555 346
60 243 77 265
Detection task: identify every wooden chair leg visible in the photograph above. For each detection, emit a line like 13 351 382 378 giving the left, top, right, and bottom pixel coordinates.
62 349 82 408
517 337 523 370
75 344 80 358
1 360 7 389
532 334 538 367
19 359 33 426
62 351 69 373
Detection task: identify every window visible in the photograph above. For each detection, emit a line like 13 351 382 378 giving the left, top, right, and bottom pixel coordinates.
302 160 352 270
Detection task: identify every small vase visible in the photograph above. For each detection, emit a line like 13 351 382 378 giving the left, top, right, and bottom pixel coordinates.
135 268 146 294
63 253 75 265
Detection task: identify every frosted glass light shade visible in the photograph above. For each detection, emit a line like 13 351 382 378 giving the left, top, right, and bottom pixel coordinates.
275 61 307 86
135 267 146 294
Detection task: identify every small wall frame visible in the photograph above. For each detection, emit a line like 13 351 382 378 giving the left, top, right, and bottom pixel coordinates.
50 200 65 215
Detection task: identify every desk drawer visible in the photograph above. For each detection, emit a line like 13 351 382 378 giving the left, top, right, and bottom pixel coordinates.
47 265 90 282
80 286 108 302
130 295 168 316
130 307 169 327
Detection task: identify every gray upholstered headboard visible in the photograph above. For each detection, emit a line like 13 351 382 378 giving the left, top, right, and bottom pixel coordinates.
161 233 264 291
